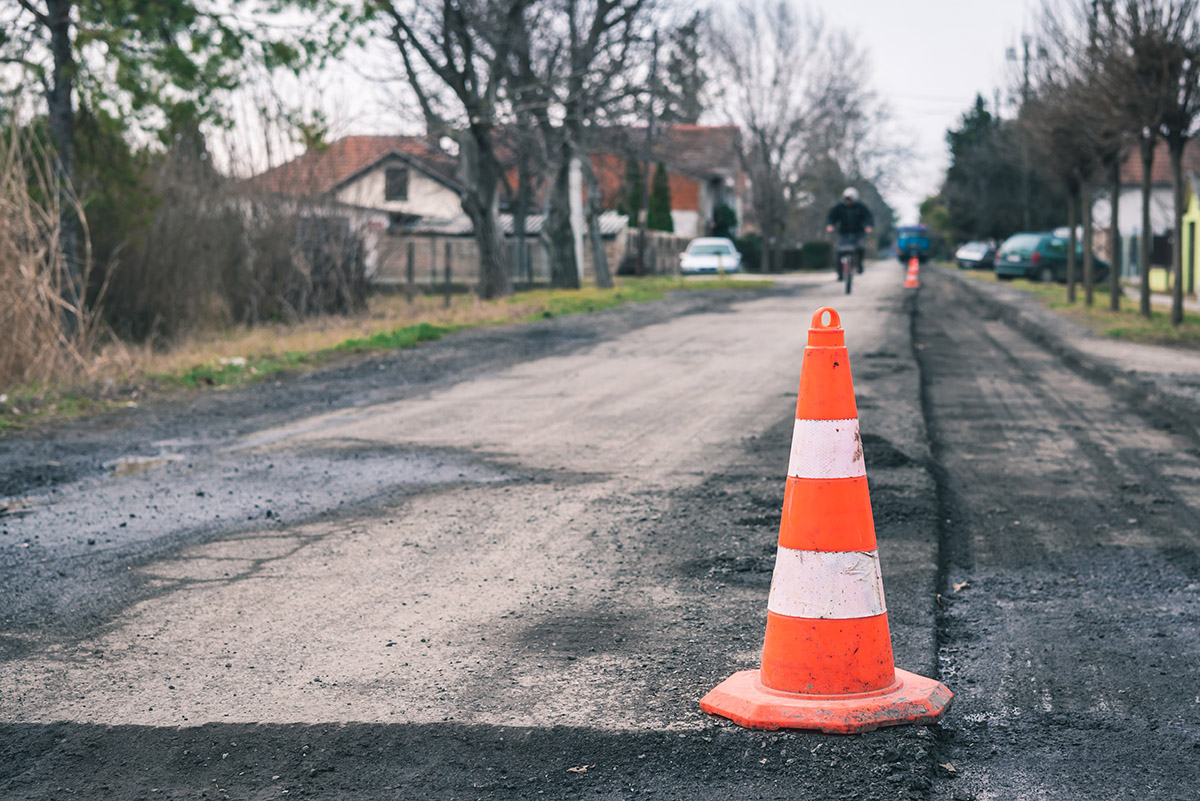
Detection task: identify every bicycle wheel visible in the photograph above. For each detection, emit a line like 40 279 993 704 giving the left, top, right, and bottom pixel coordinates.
843 256 853 294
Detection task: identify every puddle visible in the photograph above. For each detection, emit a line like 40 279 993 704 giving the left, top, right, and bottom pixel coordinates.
0 499 35 519
103 454 185 477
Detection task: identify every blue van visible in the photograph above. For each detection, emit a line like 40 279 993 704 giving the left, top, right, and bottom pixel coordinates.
896 225 932 264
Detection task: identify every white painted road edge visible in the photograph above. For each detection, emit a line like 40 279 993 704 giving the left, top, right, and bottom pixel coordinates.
766 547 887 620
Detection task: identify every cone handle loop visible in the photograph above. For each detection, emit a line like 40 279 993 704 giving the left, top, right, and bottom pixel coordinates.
811 307 841 330
807 307 845 346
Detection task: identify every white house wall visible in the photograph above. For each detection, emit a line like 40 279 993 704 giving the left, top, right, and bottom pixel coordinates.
671 210 700 238
336 162 462 218
1092 186 1178 276
1092 187 1175 236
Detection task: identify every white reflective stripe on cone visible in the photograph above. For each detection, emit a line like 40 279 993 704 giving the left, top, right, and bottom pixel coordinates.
786 418 866 480
766 547 887 619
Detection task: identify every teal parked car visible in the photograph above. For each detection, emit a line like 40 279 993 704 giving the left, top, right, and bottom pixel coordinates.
995 232 1110 283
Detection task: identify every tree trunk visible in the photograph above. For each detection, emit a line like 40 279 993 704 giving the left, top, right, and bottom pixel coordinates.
1109 159 1121 312
583 160 613 289
1066 190 1077 302
1139 134 1154 319
543 149 580 289
636 152 652 274
771 219 784 276
1082 179 1095 307
457 133 512 300
1169 139 1186 326
46 0 81 335
514 118 535 288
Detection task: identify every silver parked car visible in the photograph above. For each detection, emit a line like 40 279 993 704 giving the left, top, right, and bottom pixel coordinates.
954 241 996 270
680 237 742 274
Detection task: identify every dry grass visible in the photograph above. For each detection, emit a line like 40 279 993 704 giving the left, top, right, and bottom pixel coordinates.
0 124 105 389
139 292 539 375
2 276 771 428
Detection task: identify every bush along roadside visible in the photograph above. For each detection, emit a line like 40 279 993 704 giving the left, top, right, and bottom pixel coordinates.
0 277 771 431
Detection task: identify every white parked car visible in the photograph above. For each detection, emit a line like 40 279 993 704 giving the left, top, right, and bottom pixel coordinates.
680 237 742 274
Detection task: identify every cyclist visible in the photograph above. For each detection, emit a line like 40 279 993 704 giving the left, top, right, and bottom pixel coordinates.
825 187 874 277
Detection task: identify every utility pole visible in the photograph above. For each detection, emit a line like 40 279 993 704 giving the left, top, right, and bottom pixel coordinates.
1007 34 1045 231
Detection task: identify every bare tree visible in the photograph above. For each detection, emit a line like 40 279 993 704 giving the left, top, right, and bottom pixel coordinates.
1152 0 1200 324
514 0 648 288
1024 80 1098 299
708 0 891 270
1084 2 1135 311
1029 66 1113 303
708 0 821 272
1096 0 1196 317
1035 1 1172 308
372 0 530 299
1080 0 1200 320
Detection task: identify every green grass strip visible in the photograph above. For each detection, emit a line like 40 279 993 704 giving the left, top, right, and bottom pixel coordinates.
957 266 1200 348
333 321 459 352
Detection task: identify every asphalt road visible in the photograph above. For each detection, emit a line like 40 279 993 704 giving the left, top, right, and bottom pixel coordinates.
917 271 1200 800
1 264 1197 799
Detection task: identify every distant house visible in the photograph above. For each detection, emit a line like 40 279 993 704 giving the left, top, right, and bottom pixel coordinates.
1092 139 1200 294
249 135 466 283
252 134 634 286
1180 174 1200 297
254 125 753 287
588 125 749 239
251 135 463 224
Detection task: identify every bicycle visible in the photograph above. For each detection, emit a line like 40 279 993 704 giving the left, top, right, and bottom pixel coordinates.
835 233 864 295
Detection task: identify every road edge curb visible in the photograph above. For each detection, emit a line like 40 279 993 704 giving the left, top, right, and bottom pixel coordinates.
937 266 1200 444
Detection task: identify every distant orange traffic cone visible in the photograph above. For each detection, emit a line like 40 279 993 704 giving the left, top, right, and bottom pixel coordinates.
904 257 920 289
700 307 952 733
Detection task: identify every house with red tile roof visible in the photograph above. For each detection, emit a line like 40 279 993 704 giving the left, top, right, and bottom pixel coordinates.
252 125 747 286
256 127 748 240
250 135 475 285
587 124 747 239
1092 138 1200 285
253 133 640 285
251 135 464 223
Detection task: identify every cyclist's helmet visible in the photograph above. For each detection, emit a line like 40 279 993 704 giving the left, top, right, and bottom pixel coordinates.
842 187 859 202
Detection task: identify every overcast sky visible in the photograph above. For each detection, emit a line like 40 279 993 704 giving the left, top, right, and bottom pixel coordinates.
815 0 1041 222
240 1 1045 226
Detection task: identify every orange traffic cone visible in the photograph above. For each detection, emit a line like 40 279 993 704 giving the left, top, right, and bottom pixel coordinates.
700 307 952 734
904 257 920 289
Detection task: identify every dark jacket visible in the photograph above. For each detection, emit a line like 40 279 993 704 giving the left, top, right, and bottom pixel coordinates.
826 201 875 235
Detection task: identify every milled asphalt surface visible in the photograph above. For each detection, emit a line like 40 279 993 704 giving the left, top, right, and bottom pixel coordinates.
921 266 1200 800
2 263 1199 799
940 269 1200 439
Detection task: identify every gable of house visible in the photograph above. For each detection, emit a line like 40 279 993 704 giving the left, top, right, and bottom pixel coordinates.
335 155 462 218
251 136 462 214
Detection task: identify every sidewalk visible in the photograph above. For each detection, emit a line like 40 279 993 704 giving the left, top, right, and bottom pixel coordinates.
938 267 1200 440
1126 281 1200 313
